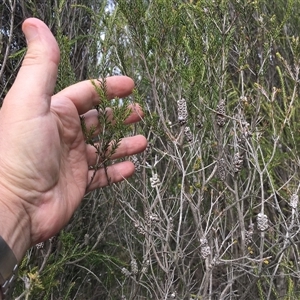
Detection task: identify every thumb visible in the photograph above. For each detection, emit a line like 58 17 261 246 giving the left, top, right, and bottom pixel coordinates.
3 18 60 118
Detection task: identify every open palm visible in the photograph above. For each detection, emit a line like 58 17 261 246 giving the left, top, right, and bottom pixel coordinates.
0 18 146 257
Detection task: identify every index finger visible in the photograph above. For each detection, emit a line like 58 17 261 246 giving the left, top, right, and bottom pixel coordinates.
54 76 135 115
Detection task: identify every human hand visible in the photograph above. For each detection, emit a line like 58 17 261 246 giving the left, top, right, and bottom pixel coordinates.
0 18 147 261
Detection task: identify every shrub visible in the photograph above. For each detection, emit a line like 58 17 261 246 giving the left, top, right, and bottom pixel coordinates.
2 0 300 299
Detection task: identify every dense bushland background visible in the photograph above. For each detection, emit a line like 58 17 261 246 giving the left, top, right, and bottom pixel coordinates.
2 0 300 299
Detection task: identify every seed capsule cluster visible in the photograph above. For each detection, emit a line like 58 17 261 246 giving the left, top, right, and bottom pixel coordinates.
233 152 243 173
200 237 211 259
245 224 254 246
216 99 226 127
177 98 196 143
150 173 160 187
257 213 269 231
177 98 188 126
184 126 193 143
218 158 226 181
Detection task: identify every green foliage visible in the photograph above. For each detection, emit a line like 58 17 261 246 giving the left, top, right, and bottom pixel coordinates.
55 33 76 91
81 78 132 187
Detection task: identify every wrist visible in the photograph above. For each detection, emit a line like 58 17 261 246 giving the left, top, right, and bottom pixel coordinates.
0 188 31 262
0 186 31 299
0 235 18 299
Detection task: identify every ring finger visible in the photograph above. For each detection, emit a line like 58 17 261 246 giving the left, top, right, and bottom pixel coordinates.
86 135 147 167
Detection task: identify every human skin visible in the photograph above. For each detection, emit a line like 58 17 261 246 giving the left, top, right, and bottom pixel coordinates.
0 18 147 263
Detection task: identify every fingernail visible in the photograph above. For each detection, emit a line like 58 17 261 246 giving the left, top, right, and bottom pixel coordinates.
24 24 38 42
